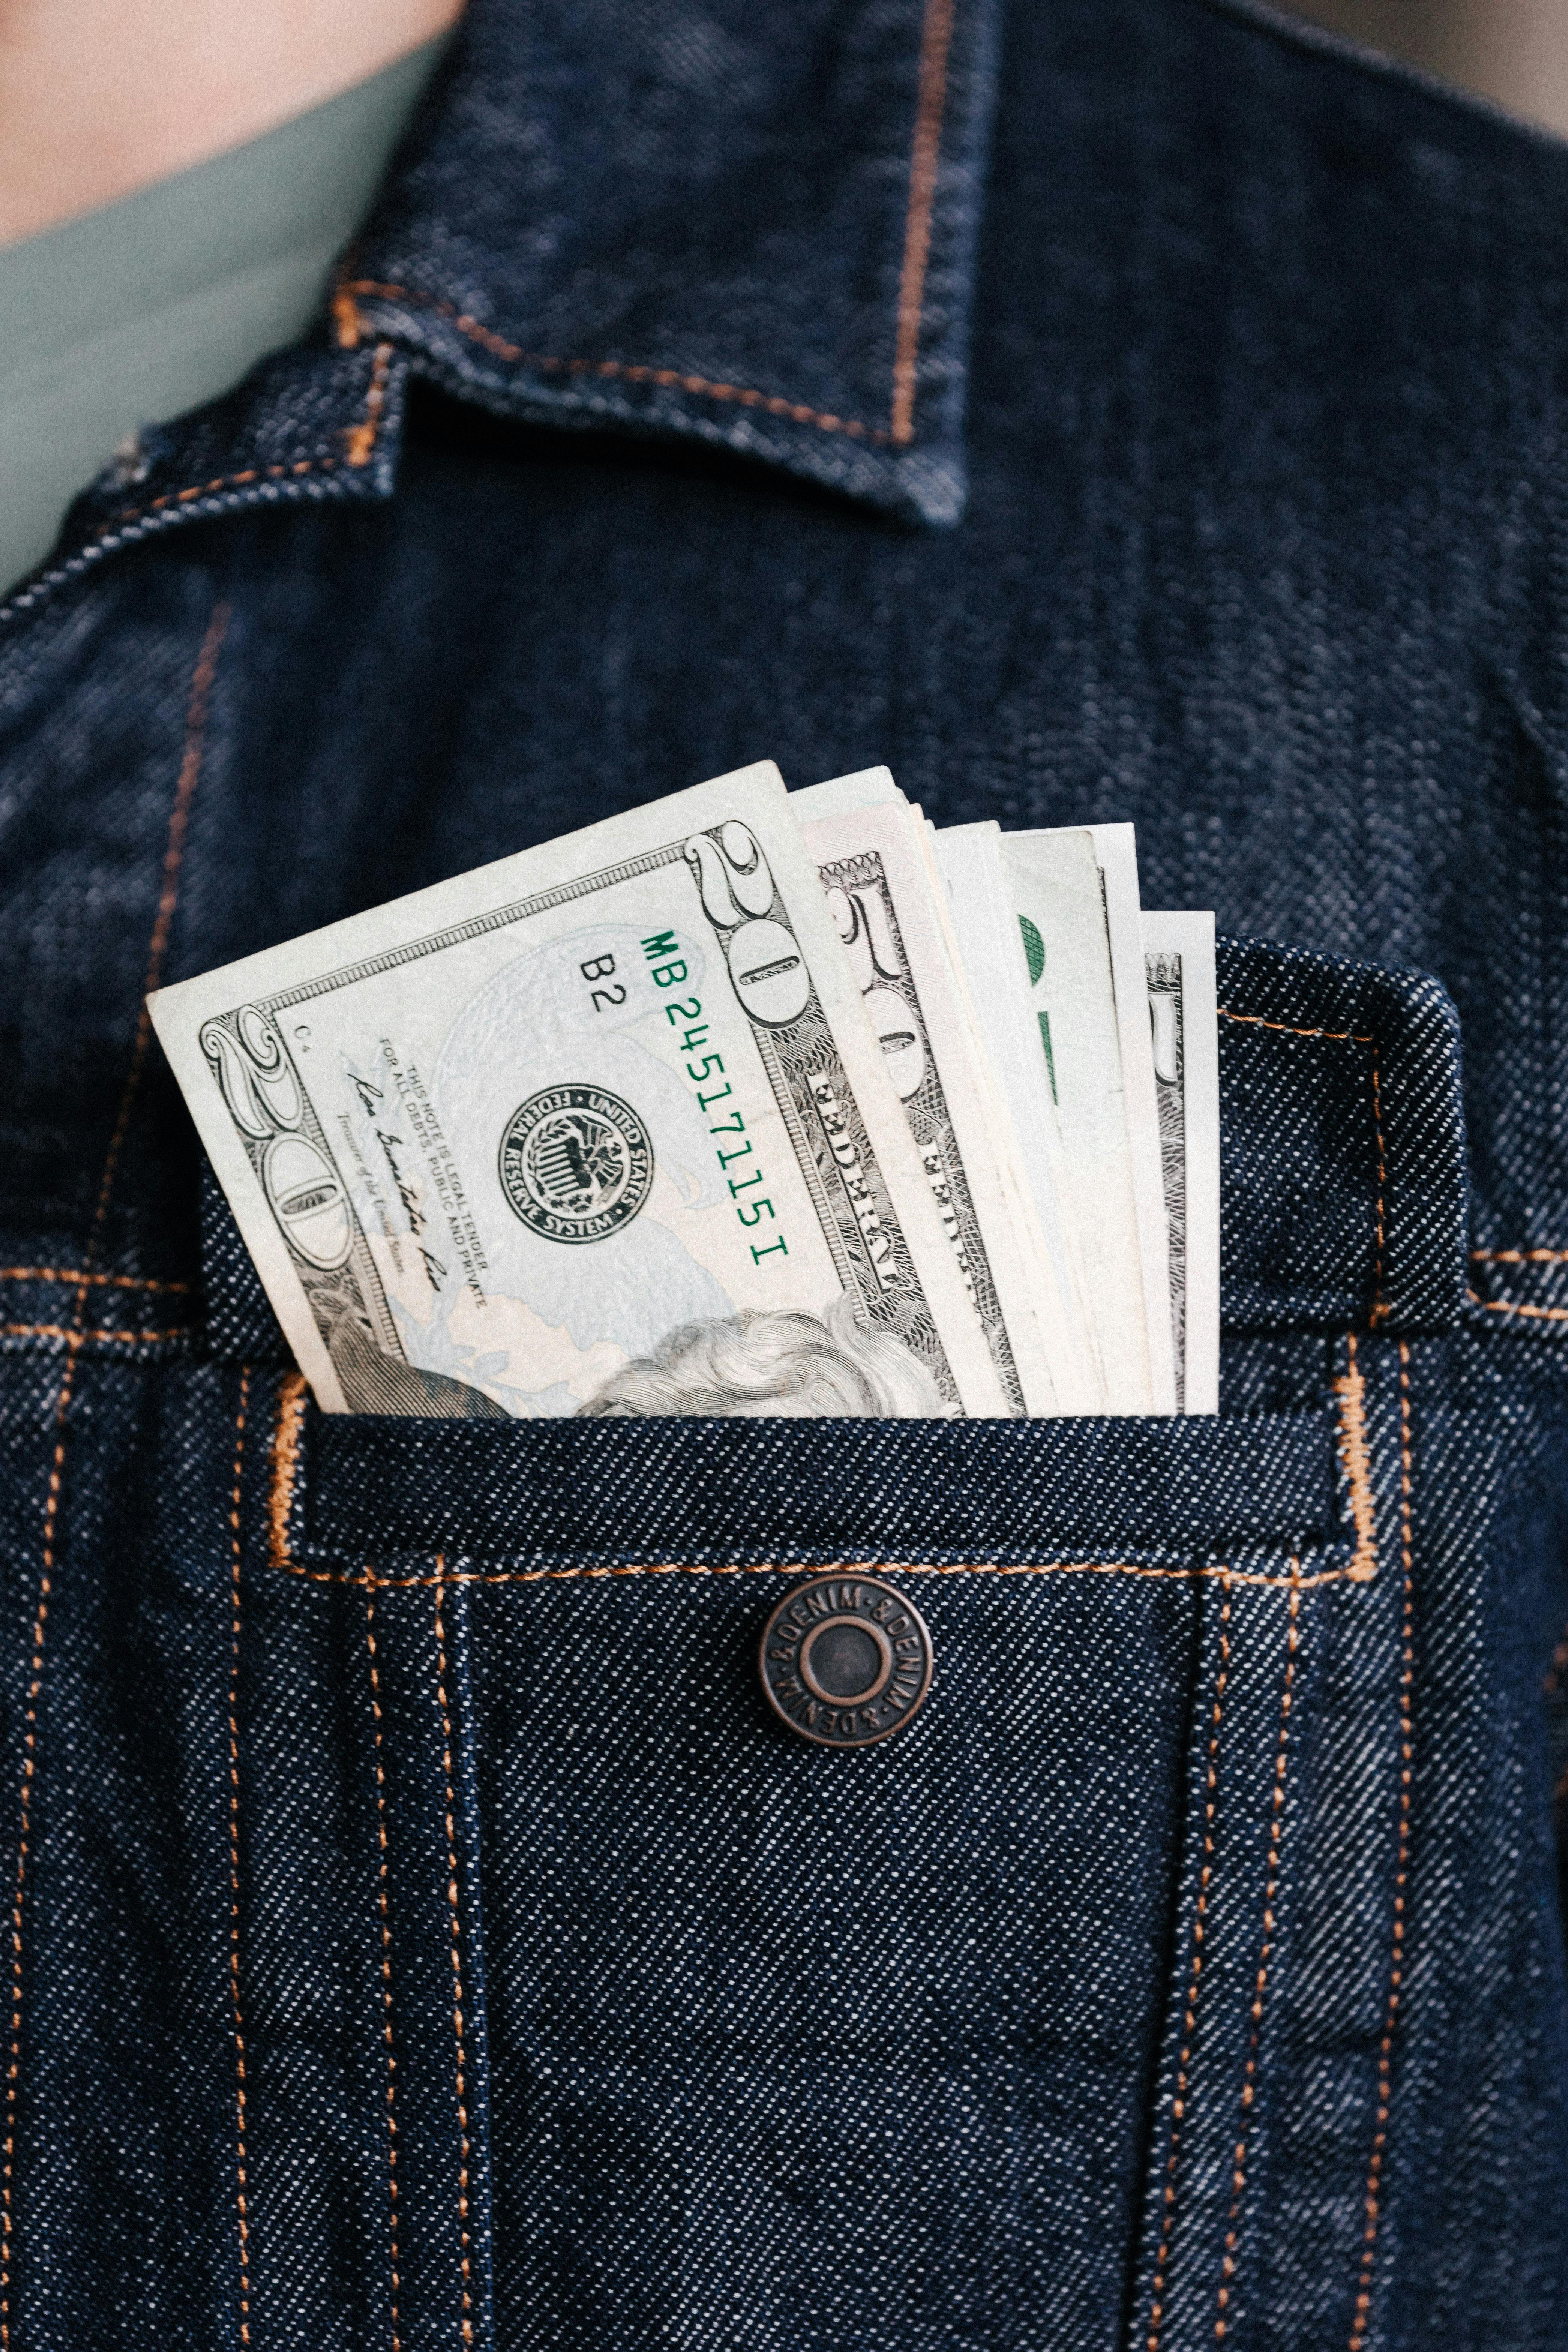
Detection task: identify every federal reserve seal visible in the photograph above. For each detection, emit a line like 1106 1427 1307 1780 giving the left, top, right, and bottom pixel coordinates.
758 1575 934 1747
497 1085 654 1243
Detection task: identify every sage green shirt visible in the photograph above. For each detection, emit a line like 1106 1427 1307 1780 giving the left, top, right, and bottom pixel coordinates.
0 38 444 596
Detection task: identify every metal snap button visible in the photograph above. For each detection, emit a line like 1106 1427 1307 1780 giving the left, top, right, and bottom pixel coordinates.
758 1574 934 1746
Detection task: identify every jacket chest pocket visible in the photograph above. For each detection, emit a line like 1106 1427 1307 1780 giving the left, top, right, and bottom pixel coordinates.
230 1374 1364 2352
215 934 1467 2352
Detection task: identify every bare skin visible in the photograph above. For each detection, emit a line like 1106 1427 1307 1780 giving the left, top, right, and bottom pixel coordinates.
0 0 464 246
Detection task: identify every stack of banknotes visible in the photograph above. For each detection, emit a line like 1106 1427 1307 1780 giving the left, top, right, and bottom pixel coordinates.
151 762 1217 1419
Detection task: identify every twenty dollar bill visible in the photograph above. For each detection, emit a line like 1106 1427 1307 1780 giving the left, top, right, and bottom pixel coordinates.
150 765 1007 1419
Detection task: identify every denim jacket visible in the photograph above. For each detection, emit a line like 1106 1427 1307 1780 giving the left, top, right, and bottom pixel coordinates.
2 2 1567 2344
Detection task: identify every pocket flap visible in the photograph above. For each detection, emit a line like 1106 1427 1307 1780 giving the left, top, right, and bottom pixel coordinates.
281 1393 1341 1570
1217 935 1466 1334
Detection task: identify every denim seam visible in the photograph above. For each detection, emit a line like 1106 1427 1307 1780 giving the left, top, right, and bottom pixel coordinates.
99 350 395 534
0 1268 191 1294
364 1595 403 2351
1145 1575 1234 2352
92 602 231 1211
267 1376 1352 1588
1347 1341 1416 2350
1215 1016 1372 1043
890 0 957 443
1333 1336 1378 1583
1217 1008 1386 1324
344 342 395 468
1468 1250 1568 1320
335 282 892 445
224 1370 254 2345
0 1357 72 2350
0 596 230 2346
1368 1059 1388 1323
276 1555 1357 1593
432 1567 476 2348
270 1372 309 1567
1209 1572 1302 2340
1466 1290 1568 1325
2 1322 191 1346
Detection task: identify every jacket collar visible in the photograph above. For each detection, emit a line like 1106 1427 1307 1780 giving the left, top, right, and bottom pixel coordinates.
10 0 1000 617
339 0 1002 526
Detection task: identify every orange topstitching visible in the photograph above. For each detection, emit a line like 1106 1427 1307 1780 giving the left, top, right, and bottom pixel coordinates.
0 1266 190 1293
1217 1008 1371 1045
270 1371 309 1566
337 281 888 444
284 1552 1354 1595
344 341 393 469
1368 1059 1388 1323
890 0 956 444
1211 1572 1302 2340
1333 1335 1378 1584
224 1370 253 2345
1217 1006 1387 1323
263 1374 1351 1595
1145 1575 1235 2352
364 1592 403 2350
1467 1290 1568 1325
433 1568 476 2347
107 345 393 533
2 1323 190 1346
1347 1342 1416 2351
0 598 232 2349
1469 1249 1568 1322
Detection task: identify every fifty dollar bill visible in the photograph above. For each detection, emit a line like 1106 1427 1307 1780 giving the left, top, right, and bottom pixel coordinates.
794 771 1073 1414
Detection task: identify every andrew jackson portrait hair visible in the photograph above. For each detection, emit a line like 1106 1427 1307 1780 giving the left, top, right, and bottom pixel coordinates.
576 1294 944 1418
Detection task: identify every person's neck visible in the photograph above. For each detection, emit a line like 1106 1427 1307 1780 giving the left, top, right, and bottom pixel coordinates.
0 0 462 248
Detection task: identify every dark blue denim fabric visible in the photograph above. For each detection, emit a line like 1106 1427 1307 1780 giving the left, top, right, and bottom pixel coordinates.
3 0 1568 2345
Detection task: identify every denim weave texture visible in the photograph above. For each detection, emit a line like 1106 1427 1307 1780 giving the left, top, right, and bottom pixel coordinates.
1 0 1567 2346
